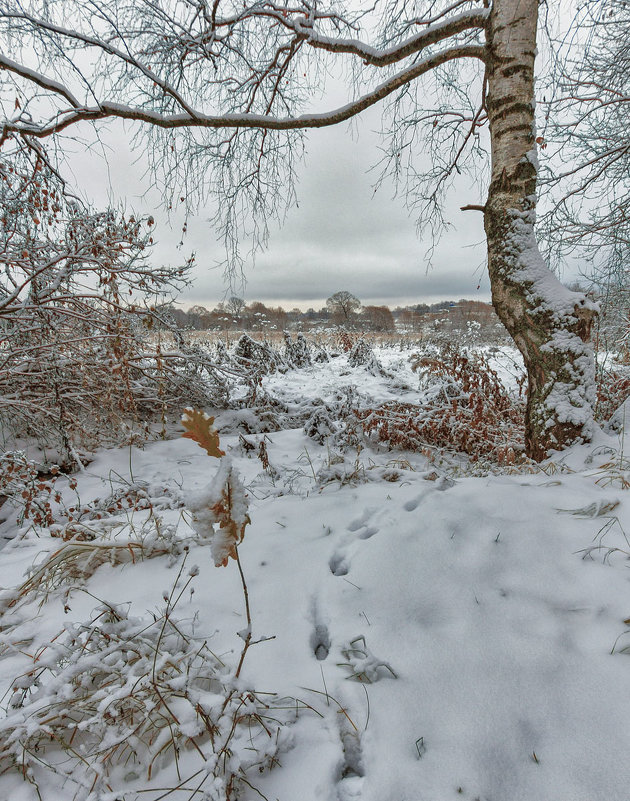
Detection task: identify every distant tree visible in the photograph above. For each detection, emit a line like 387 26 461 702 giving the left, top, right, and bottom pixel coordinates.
362 305 396 332
268 305 288 330
187 304 213 329
398 308 423 334
243 301 272 331
188 304 211 317
226 296 246 316
326 292 361 325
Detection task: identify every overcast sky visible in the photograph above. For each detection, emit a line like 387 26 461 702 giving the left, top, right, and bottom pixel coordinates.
228 118 492 310
73 110 493 312
69 52 593 315
12 0 586 314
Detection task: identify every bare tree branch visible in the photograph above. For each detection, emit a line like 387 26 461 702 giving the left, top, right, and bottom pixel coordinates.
1 46 486 140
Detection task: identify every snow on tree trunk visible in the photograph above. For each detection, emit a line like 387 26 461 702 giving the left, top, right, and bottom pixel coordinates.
484 0 598 460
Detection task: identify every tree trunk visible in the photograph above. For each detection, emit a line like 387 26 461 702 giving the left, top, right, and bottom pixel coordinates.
484 0 597 460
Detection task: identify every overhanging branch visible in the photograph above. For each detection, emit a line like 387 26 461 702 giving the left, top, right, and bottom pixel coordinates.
295 8 489 66
2 45 486 140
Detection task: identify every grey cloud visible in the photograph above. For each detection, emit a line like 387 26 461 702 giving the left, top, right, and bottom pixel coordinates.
67 108 492 309
179 117 489 307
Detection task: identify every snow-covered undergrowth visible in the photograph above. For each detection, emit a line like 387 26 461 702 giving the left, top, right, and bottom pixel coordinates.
0 342 629 801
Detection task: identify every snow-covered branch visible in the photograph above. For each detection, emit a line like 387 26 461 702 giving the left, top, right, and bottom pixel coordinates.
289 7 488 66
2 45 485 140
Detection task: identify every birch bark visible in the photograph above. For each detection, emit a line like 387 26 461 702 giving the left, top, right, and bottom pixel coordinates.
484 0 597 459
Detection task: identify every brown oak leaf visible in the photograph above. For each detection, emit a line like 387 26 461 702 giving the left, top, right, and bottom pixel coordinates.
181 408 225 457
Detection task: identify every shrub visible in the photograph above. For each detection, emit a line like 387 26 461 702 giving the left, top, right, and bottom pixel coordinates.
0 413 299 801
347 339 384 375
233 334 285 375
304 407 337 444
595 364 630 425
356 345 524 463
0 144 226 462
283 331 312 368
0 574 292 800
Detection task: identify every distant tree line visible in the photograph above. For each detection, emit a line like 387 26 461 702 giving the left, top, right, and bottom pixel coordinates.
162 292 507 341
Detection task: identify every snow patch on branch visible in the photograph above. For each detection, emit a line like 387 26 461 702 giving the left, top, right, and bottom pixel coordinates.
501 201 598 318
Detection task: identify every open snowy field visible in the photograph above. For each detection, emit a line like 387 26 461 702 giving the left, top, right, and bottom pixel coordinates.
0 343 629 801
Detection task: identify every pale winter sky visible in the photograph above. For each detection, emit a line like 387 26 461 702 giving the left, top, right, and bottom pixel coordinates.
70 82 575 312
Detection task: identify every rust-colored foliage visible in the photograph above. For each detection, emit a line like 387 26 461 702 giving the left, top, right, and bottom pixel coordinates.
206 473 251 567
181 408 225 457
336 331 356 353
356 346 524 464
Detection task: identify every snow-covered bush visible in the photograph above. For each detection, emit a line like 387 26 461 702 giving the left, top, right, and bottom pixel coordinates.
0 145 226 463
312 341 330 363
336 331 357 353
233 334 285 375
283 331 312 368
0 452 64 528
347 339 384 375
595 364 630 424
0 413 298 800
304 407 337 444
356 345 524 463
228 387 294 433
0 570 292 801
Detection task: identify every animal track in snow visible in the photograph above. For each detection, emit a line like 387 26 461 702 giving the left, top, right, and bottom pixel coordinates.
308 599 331 661
329 551 350 576
347 507 377 532
357 525 379 540
404 496 421 512
404 478 454 511
336 710 365 800
347 507 380 539
310 623 331 661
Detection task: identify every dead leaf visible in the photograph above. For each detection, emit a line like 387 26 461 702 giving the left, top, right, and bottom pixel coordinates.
181 408 225 457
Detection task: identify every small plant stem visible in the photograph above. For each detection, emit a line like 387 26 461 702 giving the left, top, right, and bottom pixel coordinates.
302 447 317 481
234 547 252 680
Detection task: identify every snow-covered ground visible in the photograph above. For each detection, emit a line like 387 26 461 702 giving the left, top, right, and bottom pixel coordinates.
0 345 629 801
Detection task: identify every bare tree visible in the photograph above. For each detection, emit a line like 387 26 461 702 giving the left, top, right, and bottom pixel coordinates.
0 0 599 459
362 304 396 332
226 295 246 316
539 1 629 367
541 0 630 256
326 290 361 324
588 246 630 363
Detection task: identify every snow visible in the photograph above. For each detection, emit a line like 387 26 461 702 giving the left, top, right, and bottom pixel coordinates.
294 7 490 66
0 345 629 801
497 202 599 438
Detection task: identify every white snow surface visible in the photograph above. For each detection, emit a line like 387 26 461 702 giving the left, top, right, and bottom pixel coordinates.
1 346 629 801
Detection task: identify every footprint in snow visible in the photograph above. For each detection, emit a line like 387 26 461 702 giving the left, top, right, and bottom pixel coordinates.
404 478 455 512
347 507 380 539
404 496 421 512
347 507 377 532
308 599 331 661
336 712 365 800
329 551 350 576
310 623 330 661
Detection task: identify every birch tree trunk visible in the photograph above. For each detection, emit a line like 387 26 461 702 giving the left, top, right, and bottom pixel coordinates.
484 0 597 460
